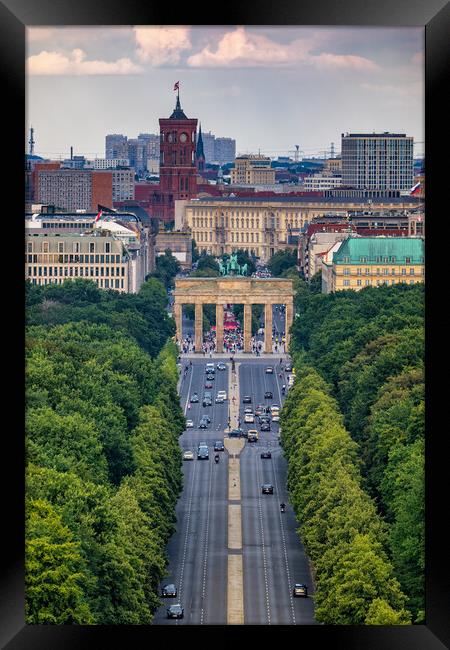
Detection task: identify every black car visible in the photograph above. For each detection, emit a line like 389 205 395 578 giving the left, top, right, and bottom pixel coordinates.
197 445 209 460
293 583 308 598
214 441 225 451
199 419 209 429
264 391 273 399
217 362 227 370
161 583 177 597
229 428 243 438
190 394 199 403
167 604 184 619
242 396 252 404
206 373 215 380
260 451 272 459
261 484 274 494
260 421 271 431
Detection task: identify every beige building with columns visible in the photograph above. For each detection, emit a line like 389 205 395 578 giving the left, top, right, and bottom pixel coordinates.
173 277 294 353
178 195 421 263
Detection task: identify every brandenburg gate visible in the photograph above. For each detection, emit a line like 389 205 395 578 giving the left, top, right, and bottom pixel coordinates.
173 277 294 353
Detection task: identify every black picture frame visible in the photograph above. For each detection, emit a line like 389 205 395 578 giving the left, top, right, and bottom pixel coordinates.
2 0 448 647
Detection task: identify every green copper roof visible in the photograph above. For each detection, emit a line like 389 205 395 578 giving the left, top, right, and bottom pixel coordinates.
333 237 424 264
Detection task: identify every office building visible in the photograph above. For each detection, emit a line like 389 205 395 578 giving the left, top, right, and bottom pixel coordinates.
36 169 113 212
214 137 236 165
105 134 128 159
230 155 275 185
341 132 414 191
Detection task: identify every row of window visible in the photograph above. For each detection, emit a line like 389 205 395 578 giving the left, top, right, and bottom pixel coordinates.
27 242 116 255
341 278 420 287
26 254 121 264
341 255 418 264
341 267 422 276
28 266 125 278
30 277 124 289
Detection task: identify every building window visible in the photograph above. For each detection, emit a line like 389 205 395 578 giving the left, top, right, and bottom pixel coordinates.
356 279 362 286
58 243 64 253
365 279 371 286
105 242 111 253
42 241 49 253
90 243 95 253
405 257 411 264
343 268 350 275
27 242 33 253
402 268 406 275
410 268 415 275
383 268 388 275
343 279 350 286
357 268 362 275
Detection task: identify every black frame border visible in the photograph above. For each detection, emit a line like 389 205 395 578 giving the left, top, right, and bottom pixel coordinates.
2 0 449 647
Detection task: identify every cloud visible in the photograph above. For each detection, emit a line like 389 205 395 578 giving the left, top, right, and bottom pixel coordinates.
187 26 378 71
134 27 191 65
27 49 142 75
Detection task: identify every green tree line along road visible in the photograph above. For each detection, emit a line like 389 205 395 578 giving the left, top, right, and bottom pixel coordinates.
281 281 424 624
25 279 185 624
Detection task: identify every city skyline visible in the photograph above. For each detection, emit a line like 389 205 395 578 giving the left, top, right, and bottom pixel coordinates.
26 26 424 159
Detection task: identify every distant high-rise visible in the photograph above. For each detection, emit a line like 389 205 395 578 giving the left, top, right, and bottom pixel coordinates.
105 134 128 160
214 137 236 165
202 131 215 163
341 132 414 191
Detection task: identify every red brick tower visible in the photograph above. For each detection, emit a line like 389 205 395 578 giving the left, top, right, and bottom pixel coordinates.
159 89 198 220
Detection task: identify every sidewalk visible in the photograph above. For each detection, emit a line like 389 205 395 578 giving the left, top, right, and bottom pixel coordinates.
179 352 291 360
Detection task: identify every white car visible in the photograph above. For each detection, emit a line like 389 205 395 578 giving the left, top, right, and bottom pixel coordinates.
183 450 194 461
271 414 280 422
270 405 280 414
265 367 274 374
217 390 227 400
244 413 255 423
244 407 253 414
186 419 194 428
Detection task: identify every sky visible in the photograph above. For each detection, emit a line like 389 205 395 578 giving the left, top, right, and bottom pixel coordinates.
26 26 424 160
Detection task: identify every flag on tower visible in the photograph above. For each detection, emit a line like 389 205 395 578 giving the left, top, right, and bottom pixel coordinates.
174 81 179 91
94 209 103 223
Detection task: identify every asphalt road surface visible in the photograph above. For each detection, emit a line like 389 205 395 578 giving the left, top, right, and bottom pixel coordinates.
153 356 316 625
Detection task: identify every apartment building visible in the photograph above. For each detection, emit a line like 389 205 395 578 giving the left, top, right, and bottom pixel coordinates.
230 155 275 185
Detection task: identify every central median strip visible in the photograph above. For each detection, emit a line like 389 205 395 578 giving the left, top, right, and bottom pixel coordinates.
224 362 246 624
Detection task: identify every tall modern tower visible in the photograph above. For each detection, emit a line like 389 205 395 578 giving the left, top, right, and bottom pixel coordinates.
159 90 198 220
341 132 414 191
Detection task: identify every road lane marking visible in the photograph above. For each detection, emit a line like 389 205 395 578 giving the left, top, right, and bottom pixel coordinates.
178 457 198 602
256 446 271 625
200 452 213 625
228 503 242 549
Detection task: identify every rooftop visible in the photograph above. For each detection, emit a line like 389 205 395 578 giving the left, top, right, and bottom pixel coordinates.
333 236 424 264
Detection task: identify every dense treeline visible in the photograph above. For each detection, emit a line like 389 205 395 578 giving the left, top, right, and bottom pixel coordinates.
284 284 424 623
25 279 185 624
280 365 410 624
26 277 175 358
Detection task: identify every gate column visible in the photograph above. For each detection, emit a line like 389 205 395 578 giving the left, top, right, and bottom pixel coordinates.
216 303 224 353
195 302 203 353
264 302 273 353
243 304 252 353
173 301 182 346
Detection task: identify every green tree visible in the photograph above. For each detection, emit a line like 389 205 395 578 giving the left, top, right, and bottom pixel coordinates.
268 248 297 276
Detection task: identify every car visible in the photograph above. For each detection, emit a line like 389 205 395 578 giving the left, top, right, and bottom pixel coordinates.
205 382 213 389
204 391 212 399
161 583 177 597
260 421 271 431
265 367 274 374
205 365 215 374
199 419 209 429
272 414 280 422
229 428 243 438
242 396 252 404
215 395 224 404
293 583 308 598
270 404 280 413
255 404 264 416
214 440 225 451
247 430 259 442
264 391 273 399
285 364 292 372
261 484 274 494
183 450 194 461
217 362 227 370
190 394 199 403
185 419 194 428
244 413 255 423
167 604 184 619
217 390 227 400
197 445 209 460
202 397 212 407
260 451 272 459
244 406 253 414
206 373 215 381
